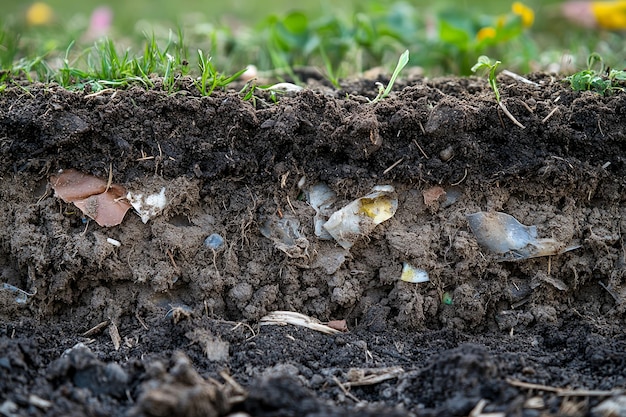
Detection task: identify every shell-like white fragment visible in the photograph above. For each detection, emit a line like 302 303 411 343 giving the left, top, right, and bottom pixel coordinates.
466 211 580 261
127 188 167 223
323 185 398 249
266 82 304 93
306 183 337 240
400 263 429 283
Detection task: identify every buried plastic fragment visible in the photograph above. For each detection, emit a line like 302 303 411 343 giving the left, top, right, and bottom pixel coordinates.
306 182 337 240
50 169 131 227
203 233 224 250
2 283 35 304
260 214 310 258
466 211 581 261
323 185 398 249
400 262 429 283
126 188 167 223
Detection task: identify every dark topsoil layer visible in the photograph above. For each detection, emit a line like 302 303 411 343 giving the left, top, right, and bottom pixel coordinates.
0 72 625 417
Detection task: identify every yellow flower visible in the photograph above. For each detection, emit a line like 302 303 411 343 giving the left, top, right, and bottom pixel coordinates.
476 27 497 41
591 1 626 30
512 2 535 28
26 2 53 26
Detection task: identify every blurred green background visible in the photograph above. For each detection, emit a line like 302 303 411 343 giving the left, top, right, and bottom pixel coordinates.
4 0 563 33
1 0 624 81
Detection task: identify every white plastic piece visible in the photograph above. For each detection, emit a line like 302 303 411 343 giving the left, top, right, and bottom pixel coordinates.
106 237 121 247
266 82 304 93
323 185 398 249
400 262 429 283
466 211 581 261
306 183 337 240
127 187 167 223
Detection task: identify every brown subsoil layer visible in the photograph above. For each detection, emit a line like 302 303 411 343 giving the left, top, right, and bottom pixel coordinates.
1 73 625 417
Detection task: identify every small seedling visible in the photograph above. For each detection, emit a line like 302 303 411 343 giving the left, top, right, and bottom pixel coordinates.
565 53 626 96
369 49 409 104
195 49 246 96
471 55 525 129
471 55 501 102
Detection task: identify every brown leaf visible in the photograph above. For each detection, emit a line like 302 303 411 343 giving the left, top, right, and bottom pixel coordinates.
50 168 107 201
50 169 131 227
326 320 348 332
422 186 446 208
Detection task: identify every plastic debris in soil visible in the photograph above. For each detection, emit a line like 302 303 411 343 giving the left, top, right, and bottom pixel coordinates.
126 187 167 223
323 185 398 249
466 211 581 261
399 262 430 283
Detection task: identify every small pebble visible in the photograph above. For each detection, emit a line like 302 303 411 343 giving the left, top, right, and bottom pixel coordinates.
439 145 454 162
204 233 224 250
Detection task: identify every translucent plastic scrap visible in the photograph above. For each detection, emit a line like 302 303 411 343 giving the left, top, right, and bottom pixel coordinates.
323 185 398 249
466 211 581 262
204 233 224 250
306 182 337 240
400 263 429 283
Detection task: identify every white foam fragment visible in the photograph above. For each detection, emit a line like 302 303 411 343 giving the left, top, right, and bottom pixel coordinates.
127 187 167 223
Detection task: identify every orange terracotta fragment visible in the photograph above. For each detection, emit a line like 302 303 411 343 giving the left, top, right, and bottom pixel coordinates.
422 186 446 207
50 168 131 227
326 320 348 332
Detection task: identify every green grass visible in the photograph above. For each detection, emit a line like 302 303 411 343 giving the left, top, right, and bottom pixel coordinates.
1 0 625 95
564 52 626 96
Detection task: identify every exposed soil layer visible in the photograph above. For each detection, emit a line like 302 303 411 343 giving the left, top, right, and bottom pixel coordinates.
1 73 625 417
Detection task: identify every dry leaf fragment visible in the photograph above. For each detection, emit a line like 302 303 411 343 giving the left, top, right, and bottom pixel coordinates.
326 320 348 332
50 168 131 227
422 186 446 208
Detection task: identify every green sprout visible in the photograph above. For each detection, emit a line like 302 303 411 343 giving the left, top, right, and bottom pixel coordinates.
195 49 246 96
565 53 626 96
471 55 501 102
370 49 409 104
471 55 525 129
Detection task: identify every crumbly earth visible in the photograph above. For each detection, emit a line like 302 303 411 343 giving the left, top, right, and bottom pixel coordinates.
0 72 625 417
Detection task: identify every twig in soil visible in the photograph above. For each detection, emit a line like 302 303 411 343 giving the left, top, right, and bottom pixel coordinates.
520 100 533 114
412 139 429 159
333 376 361 403
501 70 540 87
598 281 620 303
135 312 149 330
259 311 341 335
108 321 121 351
418 120 426 135
81 320 110 337
84 88 116 98
229 321 258 341
507 378 625 396
542 107 559 123
166 249 179 270
343 367 404 387
286 195 296 215
469 399 505 417
451 168 468 186
105 163 113 193
498 101 526 129
219 370 247 397
383 158 404 175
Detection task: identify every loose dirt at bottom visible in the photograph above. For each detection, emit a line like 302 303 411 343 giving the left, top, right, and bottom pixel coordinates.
0 73 625 417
